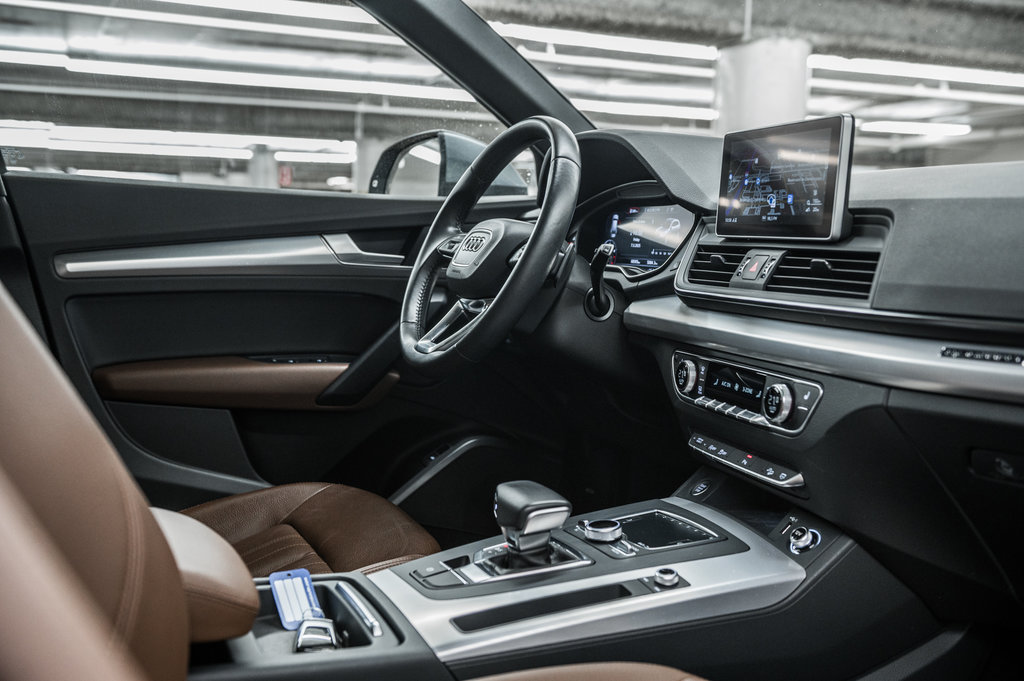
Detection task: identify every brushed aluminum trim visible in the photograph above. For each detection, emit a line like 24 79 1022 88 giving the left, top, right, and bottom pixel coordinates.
369 498 804 662
626 296 1024 404
55 235 337 278
54 233 409 278
323 233 405 267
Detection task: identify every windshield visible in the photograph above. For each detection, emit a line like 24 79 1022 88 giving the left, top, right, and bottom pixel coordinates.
468 0 1024 171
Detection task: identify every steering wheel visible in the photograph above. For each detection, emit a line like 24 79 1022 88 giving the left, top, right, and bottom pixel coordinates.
399 116 581 376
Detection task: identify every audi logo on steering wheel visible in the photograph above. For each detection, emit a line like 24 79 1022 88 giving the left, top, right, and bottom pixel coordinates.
461 234 487 253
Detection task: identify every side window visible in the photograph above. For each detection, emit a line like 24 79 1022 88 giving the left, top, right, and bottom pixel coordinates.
0 1 535 196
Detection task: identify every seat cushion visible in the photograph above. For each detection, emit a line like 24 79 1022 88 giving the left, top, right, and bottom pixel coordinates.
182 482 439 577
472 662 707 681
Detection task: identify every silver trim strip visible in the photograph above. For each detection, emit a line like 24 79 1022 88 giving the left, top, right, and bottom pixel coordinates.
334 583 383 638
56 236 337 278
625 296 1024 404
322 233 405 267
54 234 410 278
369 498 804 662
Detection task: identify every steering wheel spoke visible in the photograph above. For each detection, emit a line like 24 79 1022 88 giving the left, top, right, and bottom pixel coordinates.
414 298 491 354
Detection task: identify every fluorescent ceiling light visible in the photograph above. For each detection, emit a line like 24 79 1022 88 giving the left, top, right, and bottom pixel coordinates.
66 36 442 79
0 48 471 102
0 0 401 46
49 125 356 153
273 151 354 164
0 119 355 153
65 59 471 101
810 77 1024 108
150 0 377 24
572 98 718 121
518 47 715 79
71 169 181 181
809 54 1024 90
0 49 67 68
492 22 718 61
0 133 254 160
551 75 713 104
860 121 972 137
807 95 872 114
408 145 441 165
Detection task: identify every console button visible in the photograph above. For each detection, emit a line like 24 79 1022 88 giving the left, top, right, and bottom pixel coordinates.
789 527 821 554
690 480 711 496
654 568 681 588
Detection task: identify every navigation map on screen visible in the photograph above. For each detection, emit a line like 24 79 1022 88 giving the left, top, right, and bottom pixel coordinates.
720 127 832 227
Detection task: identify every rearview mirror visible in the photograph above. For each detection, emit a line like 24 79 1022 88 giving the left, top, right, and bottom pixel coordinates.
368 130 531 197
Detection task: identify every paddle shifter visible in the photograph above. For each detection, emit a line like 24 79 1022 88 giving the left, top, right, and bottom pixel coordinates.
494 481 572 567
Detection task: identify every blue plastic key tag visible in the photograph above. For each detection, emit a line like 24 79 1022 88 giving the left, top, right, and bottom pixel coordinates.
268 569 323 630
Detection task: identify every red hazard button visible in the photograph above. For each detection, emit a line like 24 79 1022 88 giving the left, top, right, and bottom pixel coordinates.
741 254 769 280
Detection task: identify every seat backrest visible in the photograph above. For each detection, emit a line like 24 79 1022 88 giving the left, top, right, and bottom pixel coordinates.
0 282 188 681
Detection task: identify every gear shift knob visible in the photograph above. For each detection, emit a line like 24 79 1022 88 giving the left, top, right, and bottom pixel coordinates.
494 481 572 556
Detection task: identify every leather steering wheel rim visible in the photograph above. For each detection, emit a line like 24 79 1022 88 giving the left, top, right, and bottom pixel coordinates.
399 116 581 376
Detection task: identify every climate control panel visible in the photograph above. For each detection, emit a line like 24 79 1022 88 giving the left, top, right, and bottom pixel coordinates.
671 350 823 434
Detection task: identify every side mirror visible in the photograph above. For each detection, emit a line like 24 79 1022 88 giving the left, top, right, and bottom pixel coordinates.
368 130 531 196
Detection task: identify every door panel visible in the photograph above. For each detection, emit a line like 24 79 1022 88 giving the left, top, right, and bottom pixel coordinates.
5 172 542 508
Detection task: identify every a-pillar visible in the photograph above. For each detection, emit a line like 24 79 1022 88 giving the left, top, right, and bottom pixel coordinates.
714 38 811 135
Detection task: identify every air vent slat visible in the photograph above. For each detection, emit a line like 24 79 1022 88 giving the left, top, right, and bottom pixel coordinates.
687 244 749 287
766 249 880 299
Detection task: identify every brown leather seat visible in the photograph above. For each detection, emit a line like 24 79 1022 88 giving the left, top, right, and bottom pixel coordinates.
0 280 706 681
182 482 440 577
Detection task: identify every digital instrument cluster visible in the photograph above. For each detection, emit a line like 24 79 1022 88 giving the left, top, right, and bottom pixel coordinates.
602 204 692 271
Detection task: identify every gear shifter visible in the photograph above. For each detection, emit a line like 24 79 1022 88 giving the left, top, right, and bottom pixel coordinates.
494 481 572 566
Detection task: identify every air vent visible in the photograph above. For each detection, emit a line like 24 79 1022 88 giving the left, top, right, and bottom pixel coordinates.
688 244 749 287
766 249 880 299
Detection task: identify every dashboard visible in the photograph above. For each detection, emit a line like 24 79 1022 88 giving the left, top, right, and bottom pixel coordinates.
564 124 1024 628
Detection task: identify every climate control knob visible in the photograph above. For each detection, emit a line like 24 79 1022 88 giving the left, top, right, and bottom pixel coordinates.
675 359 697 394
763 383 793 424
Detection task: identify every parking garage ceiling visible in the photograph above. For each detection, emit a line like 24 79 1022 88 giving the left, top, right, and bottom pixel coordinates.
1 0 1022 191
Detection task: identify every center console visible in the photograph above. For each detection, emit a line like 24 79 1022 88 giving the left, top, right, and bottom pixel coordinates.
187 474 940 681
372 492 804 664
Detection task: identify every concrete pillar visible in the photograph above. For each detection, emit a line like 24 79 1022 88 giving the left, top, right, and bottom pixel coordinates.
353 136 390 194
715 38 811 134
247 145 278 189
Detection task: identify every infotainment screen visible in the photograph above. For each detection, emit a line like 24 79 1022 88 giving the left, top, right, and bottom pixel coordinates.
716 115 854 241
603 204 692 270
